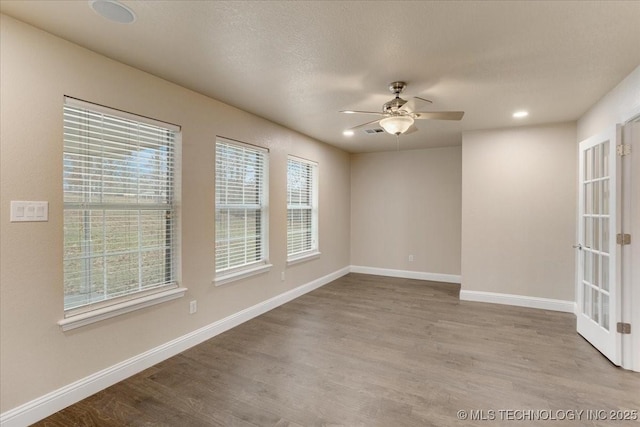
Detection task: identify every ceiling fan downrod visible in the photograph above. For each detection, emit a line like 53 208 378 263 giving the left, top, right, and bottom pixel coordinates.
383 82 409 114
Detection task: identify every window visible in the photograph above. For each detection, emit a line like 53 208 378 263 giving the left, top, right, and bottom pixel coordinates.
287 156 319 262
62 97 181 321
215 138 270 284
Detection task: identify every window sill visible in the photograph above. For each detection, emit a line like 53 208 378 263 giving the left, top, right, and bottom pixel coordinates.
287 251 321 266
214 263 273 286
58 287 188 332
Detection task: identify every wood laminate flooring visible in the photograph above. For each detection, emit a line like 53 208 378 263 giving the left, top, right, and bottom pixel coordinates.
34 274 640 426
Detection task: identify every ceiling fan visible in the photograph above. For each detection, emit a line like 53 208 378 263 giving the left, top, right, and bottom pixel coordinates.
340 81 464 136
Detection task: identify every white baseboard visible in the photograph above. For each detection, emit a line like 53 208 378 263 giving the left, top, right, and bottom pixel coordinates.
350 265 461 284
0 266 350 427
460 289 576 313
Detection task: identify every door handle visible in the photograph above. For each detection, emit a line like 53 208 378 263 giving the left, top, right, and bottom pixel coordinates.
573 244 583 250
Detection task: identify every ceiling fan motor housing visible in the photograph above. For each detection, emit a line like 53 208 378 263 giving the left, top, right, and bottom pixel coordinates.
389 81 407 95
383 97 408 113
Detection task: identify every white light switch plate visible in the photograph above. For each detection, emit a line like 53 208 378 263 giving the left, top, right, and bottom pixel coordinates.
10 201 49 222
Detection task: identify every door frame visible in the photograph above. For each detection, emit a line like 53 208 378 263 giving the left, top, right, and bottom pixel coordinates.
621 108 640 372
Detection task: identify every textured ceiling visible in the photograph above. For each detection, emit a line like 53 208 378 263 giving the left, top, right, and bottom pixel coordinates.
1 1 639 153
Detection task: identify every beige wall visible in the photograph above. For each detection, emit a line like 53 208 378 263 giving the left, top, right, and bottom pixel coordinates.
350 147 462 276
461 123 577 301
578 65 640 140
0 15 350 412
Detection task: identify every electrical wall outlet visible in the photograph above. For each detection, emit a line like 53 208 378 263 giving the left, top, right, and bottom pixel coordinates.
189 300 197 314
408 254 414 262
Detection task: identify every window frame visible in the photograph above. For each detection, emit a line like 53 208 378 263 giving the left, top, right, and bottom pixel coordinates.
286 155 320 264
59 97 185 330
214 137 271 285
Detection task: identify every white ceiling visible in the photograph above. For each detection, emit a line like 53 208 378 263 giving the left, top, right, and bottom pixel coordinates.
2 1 639 153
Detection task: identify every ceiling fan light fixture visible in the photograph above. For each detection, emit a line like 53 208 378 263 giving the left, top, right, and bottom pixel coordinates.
379 116 414 135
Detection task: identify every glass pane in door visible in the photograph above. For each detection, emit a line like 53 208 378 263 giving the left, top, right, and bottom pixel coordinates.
601 256 609 292
603 181 609 214
585 217 593 249
584 251 592 283
592 288 600 324
585 147 593 180
583 283 591 316
592 253 600 288
602 218 609 254
585 183 593 214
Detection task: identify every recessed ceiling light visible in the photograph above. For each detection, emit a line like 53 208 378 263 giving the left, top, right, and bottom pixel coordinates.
89 0 136 24
513 111 529 118
343 130 354 137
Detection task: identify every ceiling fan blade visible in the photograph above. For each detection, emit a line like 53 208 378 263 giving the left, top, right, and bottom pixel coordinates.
414 111 465 120
348 118 382 130
403 124 419 135
401 100 415 114
340 110 385 116
401 96 434 114
413 96 433 104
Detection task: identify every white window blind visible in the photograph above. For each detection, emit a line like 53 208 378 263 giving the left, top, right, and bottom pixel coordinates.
63 98 179 313
215 138 269 275
287 156 318 258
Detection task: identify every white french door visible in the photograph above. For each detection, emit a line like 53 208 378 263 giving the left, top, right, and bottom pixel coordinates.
577 125 621 365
